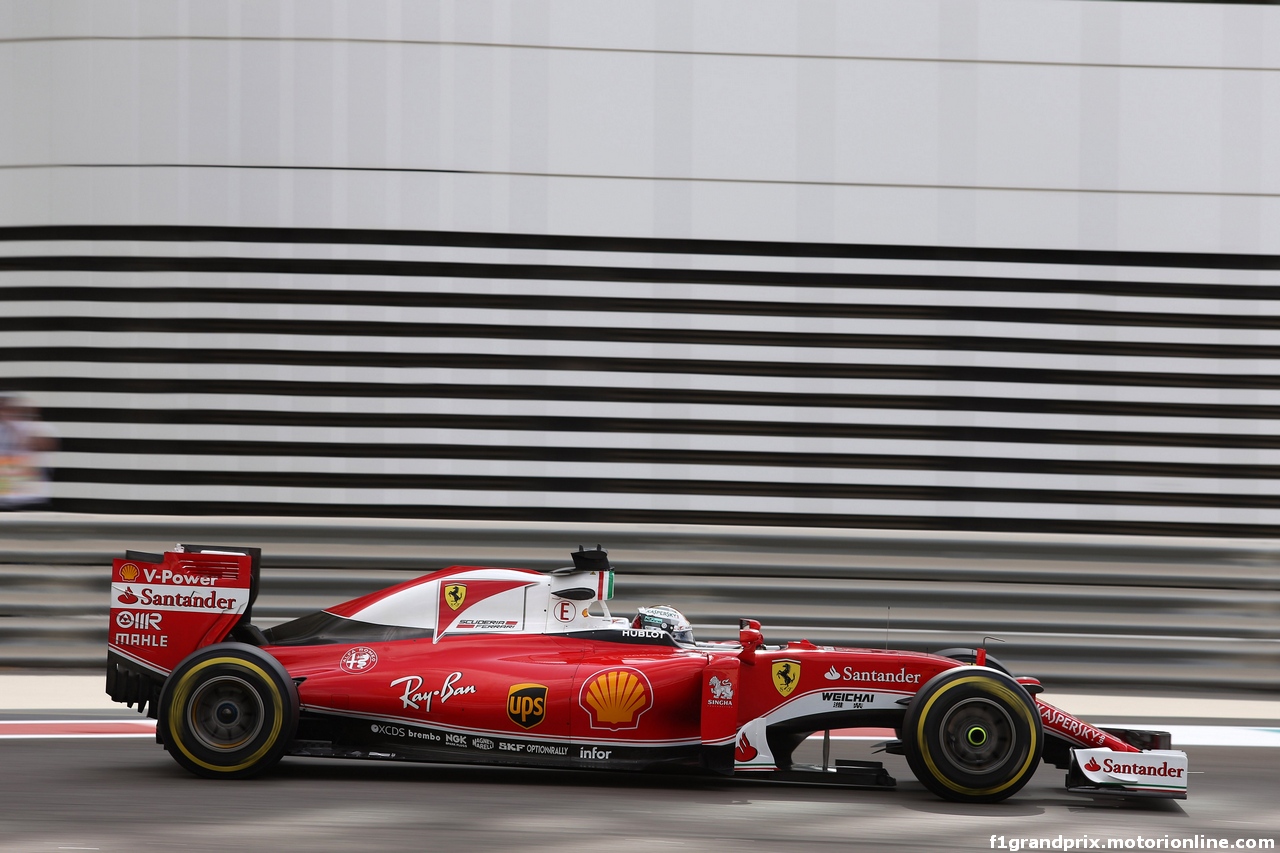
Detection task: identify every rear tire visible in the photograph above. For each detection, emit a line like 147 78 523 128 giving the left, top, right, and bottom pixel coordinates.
902 667 1041 803
158 643 298 779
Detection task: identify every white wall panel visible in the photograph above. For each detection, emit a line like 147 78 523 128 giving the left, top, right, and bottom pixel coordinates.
2 0 1279 533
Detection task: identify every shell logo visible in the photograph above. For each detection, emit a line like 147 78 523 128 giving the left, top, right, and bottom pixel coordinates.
579 667 653 730
119 563 139 582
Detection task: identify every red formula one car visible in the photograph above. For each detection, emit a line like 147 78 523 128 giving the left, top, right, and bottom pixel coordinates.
105 545 1189 803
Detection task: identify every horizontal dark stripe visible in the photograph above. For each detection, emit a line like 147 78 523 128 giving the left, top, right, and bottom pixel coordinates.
5 258 1280 339
50 467 1280 508
6 286 1280 346
5 369 1267 398
44 498 1280 539
15 282 1280 320
5 326 1274 371
3 257 1279 330
11 378 1280 418
39 407 1280 448
4 224 1278 271
60 436 1280 481
7 274 1280 306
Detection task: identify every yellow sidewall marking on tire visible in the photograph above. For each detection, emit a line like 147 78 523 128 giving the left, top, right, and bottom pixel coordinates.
915 675 1039 797
168 657 285 775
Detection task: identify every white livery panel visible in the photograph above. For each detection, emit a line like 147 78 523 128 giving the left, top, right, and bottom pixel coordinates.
1069 748 1189 798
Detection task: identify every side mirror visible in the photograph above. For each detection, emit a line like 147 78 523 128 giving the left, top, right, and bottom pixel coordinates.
738 618 764 664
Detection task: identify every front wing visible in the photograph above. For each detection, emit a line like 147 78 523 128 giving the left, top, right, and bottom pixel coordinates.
1066 747 1189 799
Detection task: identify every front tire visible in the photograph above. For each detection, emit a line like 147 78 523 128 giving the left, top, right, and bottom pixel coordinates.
158 643 299 779
902 667 1042 803
934 647 1012 676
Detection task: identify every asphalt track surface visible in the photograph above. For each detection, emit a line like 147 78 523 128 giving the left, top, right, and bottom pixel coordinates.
2 724 1277 853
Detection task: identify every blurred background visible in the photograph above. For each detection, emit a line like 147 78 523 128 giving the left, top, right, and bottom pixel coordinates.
1 0 1278 692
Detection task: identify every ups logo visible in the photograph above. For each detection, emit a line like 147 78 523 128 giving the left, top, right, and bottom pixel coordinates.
507 683 548 729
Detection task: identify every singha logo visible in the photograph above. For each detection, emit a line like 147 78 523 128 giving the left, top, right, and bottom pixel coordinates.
708 675 734 701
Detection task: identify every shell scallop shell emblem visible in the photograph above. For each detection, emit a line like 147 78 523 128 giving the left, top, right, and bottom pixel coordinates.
579 668 653 730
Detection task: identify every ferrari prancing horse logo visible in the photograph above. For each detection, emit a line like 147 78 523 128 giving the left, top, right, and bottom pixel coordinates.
772 660 801 697
444 583 466 611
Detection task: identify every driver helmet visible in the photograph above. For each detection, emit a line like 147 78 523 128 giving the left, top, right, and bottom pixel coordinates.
632 605 694 644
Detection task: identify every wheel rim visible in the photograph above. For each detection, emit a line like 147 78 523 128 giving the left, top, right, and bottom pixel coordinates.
938 697 1016 774
187 675 265 752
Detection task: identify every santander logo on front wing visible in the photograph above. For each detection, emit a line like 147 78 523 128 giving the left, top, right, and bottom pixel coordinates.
1073 748 1188 790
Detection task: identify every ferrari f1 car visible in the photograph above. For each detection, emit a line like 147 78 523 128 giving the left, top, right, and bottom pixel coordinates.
105 545 1189 803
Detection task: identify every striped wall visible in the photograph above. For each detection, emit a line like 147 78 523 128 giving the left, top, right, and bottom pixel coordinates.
4 224 1280 536
3 1 1280 536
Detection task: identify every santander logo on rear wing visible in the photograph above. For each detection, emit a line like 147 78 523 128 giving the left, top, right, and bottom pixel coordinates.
109 545 260 674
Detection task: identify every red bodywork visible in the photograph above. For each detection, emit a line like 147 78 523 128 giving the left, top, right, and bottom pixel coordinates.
106 548 1140 779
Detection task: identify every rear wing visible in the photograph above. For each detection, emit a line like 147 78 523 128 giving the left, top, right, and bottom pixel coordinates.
106 545 262 717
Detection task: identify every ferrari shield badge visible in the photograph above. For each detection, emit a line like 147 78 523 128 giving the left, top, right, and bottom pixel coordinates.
444 583 466 611
772 660 801 697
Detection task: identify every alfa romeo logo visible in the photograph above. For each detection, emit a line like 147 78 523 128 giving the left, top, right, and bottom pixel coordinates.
340 646 378 673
